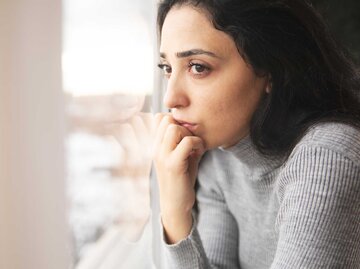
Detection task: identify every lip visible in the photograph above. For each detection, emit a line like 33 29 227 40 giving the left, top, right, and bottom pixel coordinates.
174 118 198 133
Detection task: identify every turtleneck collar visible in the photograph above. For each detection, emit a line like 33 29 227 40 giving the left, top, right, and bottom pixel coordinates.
218 135 285 176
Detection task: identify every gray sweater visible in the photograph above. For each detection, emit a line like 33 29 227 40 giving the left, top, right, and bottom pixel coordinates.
162 123 360 268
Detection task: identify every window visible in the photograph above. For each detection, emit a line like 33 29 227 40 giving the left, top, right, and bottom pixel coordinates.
62 0 160 267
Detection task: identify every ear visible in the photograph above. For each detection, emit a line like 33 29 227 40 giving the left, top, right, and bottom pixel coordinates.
265 75 272 94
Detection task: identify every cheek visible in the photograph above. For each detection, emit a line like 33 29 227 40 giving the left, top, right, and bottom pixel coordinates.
202 98 246 145
218 99 249 131
201 86 262 147
211 90 249 123
222 77 265 123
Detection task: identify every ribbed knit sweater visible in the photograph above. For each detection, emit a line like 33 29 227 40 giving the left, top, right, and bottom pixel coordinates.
162 123 360 268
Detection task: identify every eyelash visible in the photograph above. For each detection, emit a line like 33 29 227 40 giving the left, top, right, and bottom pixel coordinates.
157 62 211 78
157 64 171 77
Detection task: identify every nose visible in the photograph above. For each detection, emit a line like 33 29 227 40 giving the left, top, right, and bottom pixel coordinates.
163 74 190 110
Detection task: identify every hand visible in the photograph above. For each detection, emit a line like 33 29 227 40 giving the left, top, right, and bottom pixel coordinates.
153 113 205 243
106 112 155 241
110 113 154 175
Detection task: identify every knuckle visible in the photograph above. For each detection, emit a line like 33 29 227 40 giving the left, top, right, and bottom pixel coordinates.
155 152 175 170
182 136 193 145
166 124 180 135
168 123 179 130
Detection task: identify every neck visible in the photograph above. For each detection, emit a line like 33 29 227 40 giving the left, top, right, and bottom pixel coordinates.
219 135 284 175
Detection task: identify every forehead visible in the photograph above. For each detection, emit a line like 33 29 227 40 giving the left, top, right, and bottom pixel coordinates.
160 5 237 58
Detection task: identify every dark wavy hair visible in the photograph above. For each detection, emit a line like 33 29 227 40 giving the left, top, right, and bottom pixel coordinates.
157 0 360 157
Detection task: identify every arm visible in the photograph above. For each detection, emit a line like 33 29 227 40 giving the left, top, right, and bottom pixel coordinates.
162 158 240 268
154 114 204 245
273 145 360 268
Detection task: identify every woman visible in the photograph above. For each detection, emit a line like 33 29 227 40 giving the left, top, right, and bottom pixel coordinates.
153 0 360 268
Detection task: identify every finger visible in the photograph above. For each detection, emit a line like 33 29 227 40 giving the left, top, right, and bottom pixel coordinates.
162 123 192 153
130 115 148 146
154 112 171 131
154 114 175 150
131 114 157 160
173 136 205 161
109 95 144 123
154 113 165 134
113 123 139 152
150 113 165 158
140 112 155 135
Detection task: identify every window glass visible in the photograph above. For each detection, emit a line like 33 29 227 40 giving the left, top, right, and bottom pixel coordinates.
62 0 156 267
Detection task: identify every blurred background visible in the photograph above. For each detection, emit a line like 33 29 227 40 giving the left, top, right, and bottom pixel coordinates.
1 0 159 268
62 0 158 268
312 0 360 63
0 0 358 269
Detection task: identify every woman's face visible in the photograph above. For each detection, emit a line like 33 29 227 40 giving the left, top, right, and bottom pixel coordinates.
159 5 269 149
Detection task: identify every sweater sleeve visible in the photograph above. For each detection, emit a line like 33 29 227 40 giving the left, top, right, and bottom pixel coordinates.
273 144 360 268
161 158 240 269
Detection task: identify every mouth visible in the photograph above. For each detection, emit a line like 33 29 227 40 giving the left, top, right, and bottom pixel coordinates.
174 118 198 133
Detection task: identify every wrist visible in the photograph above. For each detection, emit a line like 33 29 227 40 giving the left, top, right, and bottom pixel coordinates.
161 211 193 244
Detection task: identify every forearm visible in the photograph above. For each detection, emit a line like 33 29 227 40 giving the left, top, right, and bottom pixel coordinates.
154 114 204 243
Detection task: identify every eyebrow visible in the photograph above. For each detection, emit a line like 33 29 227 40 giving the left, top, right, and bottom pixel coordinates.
160 49 220 59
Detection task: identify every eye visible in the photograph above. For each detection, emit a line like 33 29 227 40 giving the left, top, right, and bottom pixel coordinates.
157 63 172 77
188 62 210 77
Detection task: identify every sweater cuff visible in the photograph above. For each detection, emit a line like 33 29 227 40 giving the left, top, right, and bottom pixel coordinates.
160 213 204 268
160 212 197 245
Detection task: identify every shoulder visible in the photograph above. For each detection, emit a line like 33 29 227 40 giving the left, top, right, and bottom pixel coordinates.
277 122 360 201
274 123 360 268
289 122 360 166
